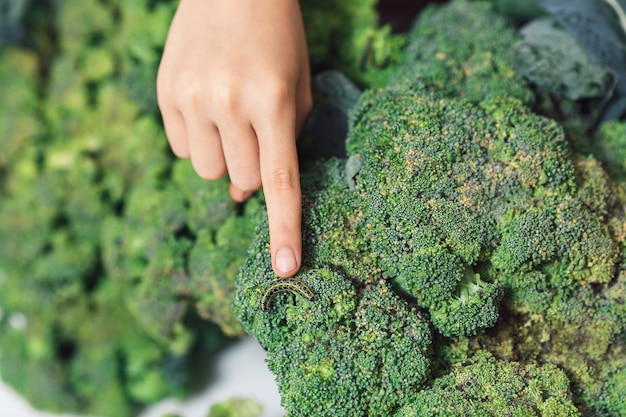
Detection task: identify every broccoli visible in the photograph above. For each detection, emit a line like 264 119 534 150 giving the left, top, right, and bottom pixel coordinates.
429 268 503 338
347 85 575 337
396 350 580 417
102 157 264 339
0 1 230 414
235 3 626 416
300 0 405 87
234 159 432 417
235 76 603 409
389 0 534 105
2 1 626 416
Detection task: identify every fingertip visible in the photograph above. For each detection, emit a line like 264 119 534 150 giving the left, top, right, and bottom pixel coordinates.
170 141 190 158
159 107 190 158
229 183 255 202
272 245 301 278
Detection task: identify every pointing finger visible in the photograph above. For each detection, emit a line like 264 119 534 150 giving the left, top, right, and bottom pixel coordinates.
256 103 302 278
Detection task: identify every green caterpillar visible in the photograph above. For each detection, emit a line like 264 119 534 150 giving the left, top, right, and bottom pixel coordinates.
260 278 315 312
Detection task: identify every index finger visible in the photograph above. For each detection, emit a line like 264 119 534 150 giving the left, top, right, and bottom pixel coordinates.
255 105 302 278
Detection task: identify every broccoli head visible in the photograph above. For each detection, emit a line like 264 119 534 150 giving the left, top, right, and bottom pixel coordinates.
344 80 619 337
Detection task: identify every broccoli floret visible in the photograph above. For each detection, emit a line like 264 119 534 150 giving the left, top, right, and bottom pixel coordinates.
492 208 559 273
429 268 503 338
347 86 511 336
171 159 236 233
346 80 620 338
239 267 432 417
105 158 261 339
600 367 626 417
593 120 626 180
397 351 580 417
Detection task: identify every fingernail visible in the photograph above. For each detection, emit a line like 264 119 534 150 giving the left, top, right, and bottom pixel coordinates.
276 247 297 274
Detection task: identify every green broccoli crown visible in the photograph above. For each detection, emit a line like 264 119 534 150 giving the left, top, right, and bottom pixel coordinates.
344 78 621 338
397 350 580 417
236 5 626 414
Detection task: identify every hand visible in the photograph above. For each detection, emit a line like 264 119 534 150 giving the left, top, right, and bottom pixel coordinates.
157 0 312 277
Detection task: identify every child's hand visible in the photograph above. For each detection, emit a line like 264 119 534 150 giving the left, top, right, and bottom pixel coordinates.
157 0 312 277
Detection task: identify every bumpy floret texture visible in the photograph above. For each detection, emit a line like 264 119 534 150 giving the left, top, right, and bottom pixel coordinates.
345 83 617 338
396 351 580 417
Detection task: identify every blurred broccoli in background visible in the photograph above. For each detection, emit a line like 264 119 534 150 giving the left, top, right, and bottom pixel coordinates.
0 0 401 415
0 0 250 414
301 0 406 88
207 397 263 417
389 0 534 105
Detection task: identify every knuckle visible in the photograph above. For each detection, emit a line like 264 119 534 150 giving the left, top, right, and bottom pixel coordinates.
268 78 291 100
258 78 292 112
170 143 190 159
268 167 297 191
213 85 241 113
173 71 206 110
267 80 293 106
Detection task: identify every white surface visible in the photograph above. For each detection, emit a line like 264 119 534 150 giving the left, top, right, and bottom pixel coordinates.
0 337 284 417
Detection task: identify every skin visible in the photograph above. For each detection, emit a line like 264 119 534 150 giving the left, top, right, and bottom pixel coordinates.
157 0 312 277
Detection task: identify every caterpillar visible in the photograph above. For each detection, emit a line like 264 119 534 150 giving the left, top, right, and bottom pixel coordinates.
259 278 315 312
